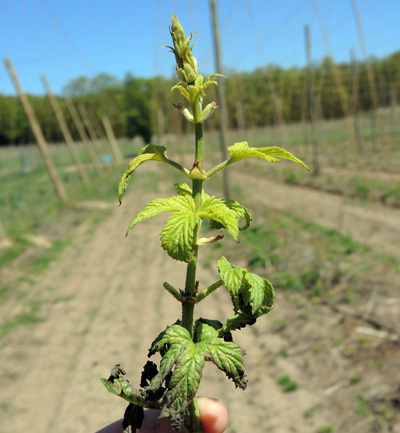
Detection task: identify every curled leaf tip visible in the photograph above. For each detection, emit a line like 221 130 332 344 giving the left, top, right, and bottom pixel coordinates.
198 231 225 245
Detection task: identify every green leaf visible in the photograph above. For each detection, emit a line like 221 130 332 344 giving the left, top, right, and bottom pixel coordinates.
149 323 191 355
196 323 247 389
161 342 205 424
101 377 120 395
220 312 256 334
254 277 275 316
208 199 251 234
199 194 239 240
161 211 199 262
217 257 275 327
227 200 252 231
147 324 205 431
118 145 168 203
146 345 185 393
101 378 161 409
227 142 309 170
245 272 269 314
217 257 246 296
175 182 192 196
126 195 194 234
171 83 190 100
127 193 199 262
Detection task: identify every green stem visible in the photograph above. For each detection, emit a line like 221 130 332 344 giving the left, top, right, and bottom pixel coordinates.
182 120 204 433
181 122 204 337
205 159 229 179
189 397 202 433
196 280 223 303
194 123 204 166
165 157 190 176
163 282 182 302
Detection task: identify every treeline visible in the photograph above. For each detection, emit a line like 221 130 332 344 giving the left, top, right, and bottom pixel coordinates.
1 50 399 146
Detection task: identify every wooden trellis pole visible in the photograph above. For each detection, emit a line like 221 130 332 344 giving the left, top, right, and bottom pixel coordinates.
304 26 320 176
86 108 114 157
350 49 364 157
102 116 123 163
41 74 90 188
64 97 104 178
3 57 68 203
350 0 390 161
78 104 108 159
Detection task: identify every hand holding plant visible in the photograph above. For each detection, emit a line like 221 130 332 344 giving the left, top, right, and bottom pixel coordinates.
102 15 308 433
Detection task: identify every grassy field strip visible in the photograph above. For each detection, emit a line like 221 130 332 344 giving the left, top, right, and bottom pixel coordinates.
229 168 400 260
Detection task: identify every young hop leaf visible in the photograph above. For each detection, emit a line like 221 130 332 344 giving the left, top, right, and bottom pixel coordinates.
206 141 309 179
199 194 240 241
195 322 247 389
161 211 199 261
118 144 189 204
126 194 197 262
217 256 275 333
227 142 309 169
145 322 246 430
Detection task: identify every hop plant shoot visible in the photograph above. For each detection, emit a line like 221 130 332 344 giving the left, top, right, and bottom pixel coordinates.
102 15 309 433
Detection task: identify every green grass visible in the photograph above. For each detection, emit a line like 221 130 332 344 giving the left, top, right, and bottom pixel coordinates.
277 375 298 392
230 206 399 310
0 301 45 338
0 160 128 271
303 405 318 418
355 392 372 416
31 239 71 274
317 426 334 433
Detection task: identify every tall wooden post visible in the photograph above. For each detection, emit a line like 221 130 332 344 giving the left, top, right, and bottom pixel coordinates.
209 0 231 200
102 116 123 163
41 75 90 188
350 0 389 160
86 108 113 157
3 57 68 203
78 105 109 160
304 26 320 176
350 49 363 157
64 98 104 178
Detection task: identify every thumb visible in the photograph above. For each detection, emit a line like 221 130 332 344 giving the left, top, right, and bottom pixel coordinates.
197 397 229 433
138 398 228 433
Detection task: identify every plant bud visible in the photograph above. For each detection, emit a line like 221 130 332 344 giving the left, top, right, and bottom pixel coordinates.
170 14 186 48
173 103 194 123
200 102 219 123
169 15 199 84
183 62 198 83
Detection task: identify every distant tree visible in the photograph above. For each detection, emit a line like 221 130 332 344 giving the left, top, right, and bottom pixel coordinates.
123 73 152 142
62 76 90 97
89 73 119 94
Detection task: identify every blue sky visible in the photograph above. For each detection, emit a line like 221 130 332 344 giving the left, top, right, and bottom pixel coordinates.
0 0 399 96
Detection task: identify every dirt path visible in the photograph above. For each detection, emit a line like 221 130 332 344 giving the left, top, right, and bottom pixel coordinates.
1 171 399 433
0 179 189 433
